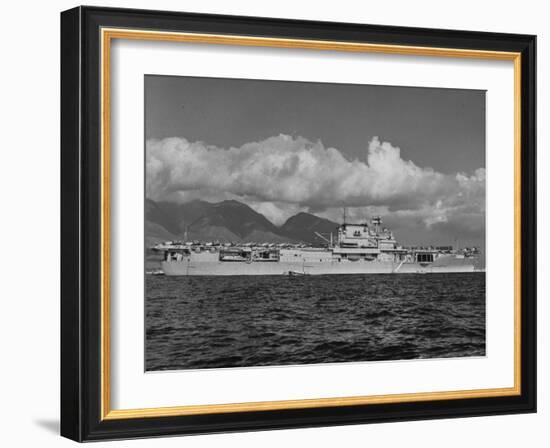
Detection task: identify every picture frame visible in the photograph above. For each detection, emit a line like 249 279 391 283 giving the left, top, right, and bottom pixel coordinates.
60 5 536 442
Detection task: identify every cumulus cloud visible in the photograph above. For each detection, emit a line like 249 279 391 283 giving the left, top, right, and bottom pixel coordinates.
146 134 485 241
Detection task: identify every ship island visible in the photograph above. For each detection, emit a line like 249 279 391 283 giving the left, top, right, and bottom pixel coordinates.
151 215 481 276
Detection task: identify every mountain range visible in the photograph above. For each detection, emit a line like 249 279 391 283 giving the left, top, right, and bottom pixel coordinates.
145 198 339 247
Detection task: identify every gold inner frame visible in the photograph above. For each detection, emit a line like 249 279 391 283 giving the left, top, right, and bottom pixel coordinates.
100 27 522 420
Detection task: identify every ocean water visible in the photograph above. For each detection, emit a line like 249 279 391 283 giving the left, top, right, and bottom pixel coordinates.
145 273 485 371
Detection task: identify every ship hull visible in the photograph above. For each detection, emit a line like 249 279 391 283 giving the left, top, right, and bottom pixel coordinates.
161 257 476 276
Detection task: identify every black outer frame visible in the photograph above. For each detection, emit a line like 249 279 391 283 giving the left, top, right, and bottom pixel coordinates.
60 6 536 442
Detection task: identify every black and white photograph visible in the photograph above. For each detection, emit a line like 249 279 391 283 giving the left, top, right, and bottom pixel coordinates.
52 4 540 443
144 75 486 371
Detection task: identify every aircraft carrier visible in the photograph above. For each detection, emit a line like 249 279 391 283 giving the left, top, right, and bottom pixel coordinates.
152 216 480 276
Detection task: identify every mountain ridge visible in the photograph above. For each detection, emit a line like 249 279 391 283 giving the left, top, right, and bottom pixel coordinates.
145 198 339 246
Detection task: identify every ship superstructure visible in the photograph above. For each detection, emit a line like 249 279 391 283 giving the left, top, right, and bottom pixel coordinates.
152 216 480 276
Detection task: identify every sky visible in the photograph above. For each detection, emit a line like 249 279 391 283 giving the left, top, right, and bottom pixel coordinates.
145 75 486 248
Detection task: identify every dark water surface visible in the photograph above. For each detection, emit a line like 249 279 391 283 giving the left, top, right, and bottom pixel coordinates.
145 273 485 371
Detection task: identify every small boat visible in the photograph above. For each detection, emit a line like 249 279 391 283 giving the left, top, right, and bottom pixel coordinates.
146 269 165 276
285 270 309 276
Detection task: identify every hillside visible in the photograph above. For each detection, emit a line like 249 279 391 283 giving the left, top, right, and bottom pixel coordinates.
145 198 339 245
280 212 339 245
